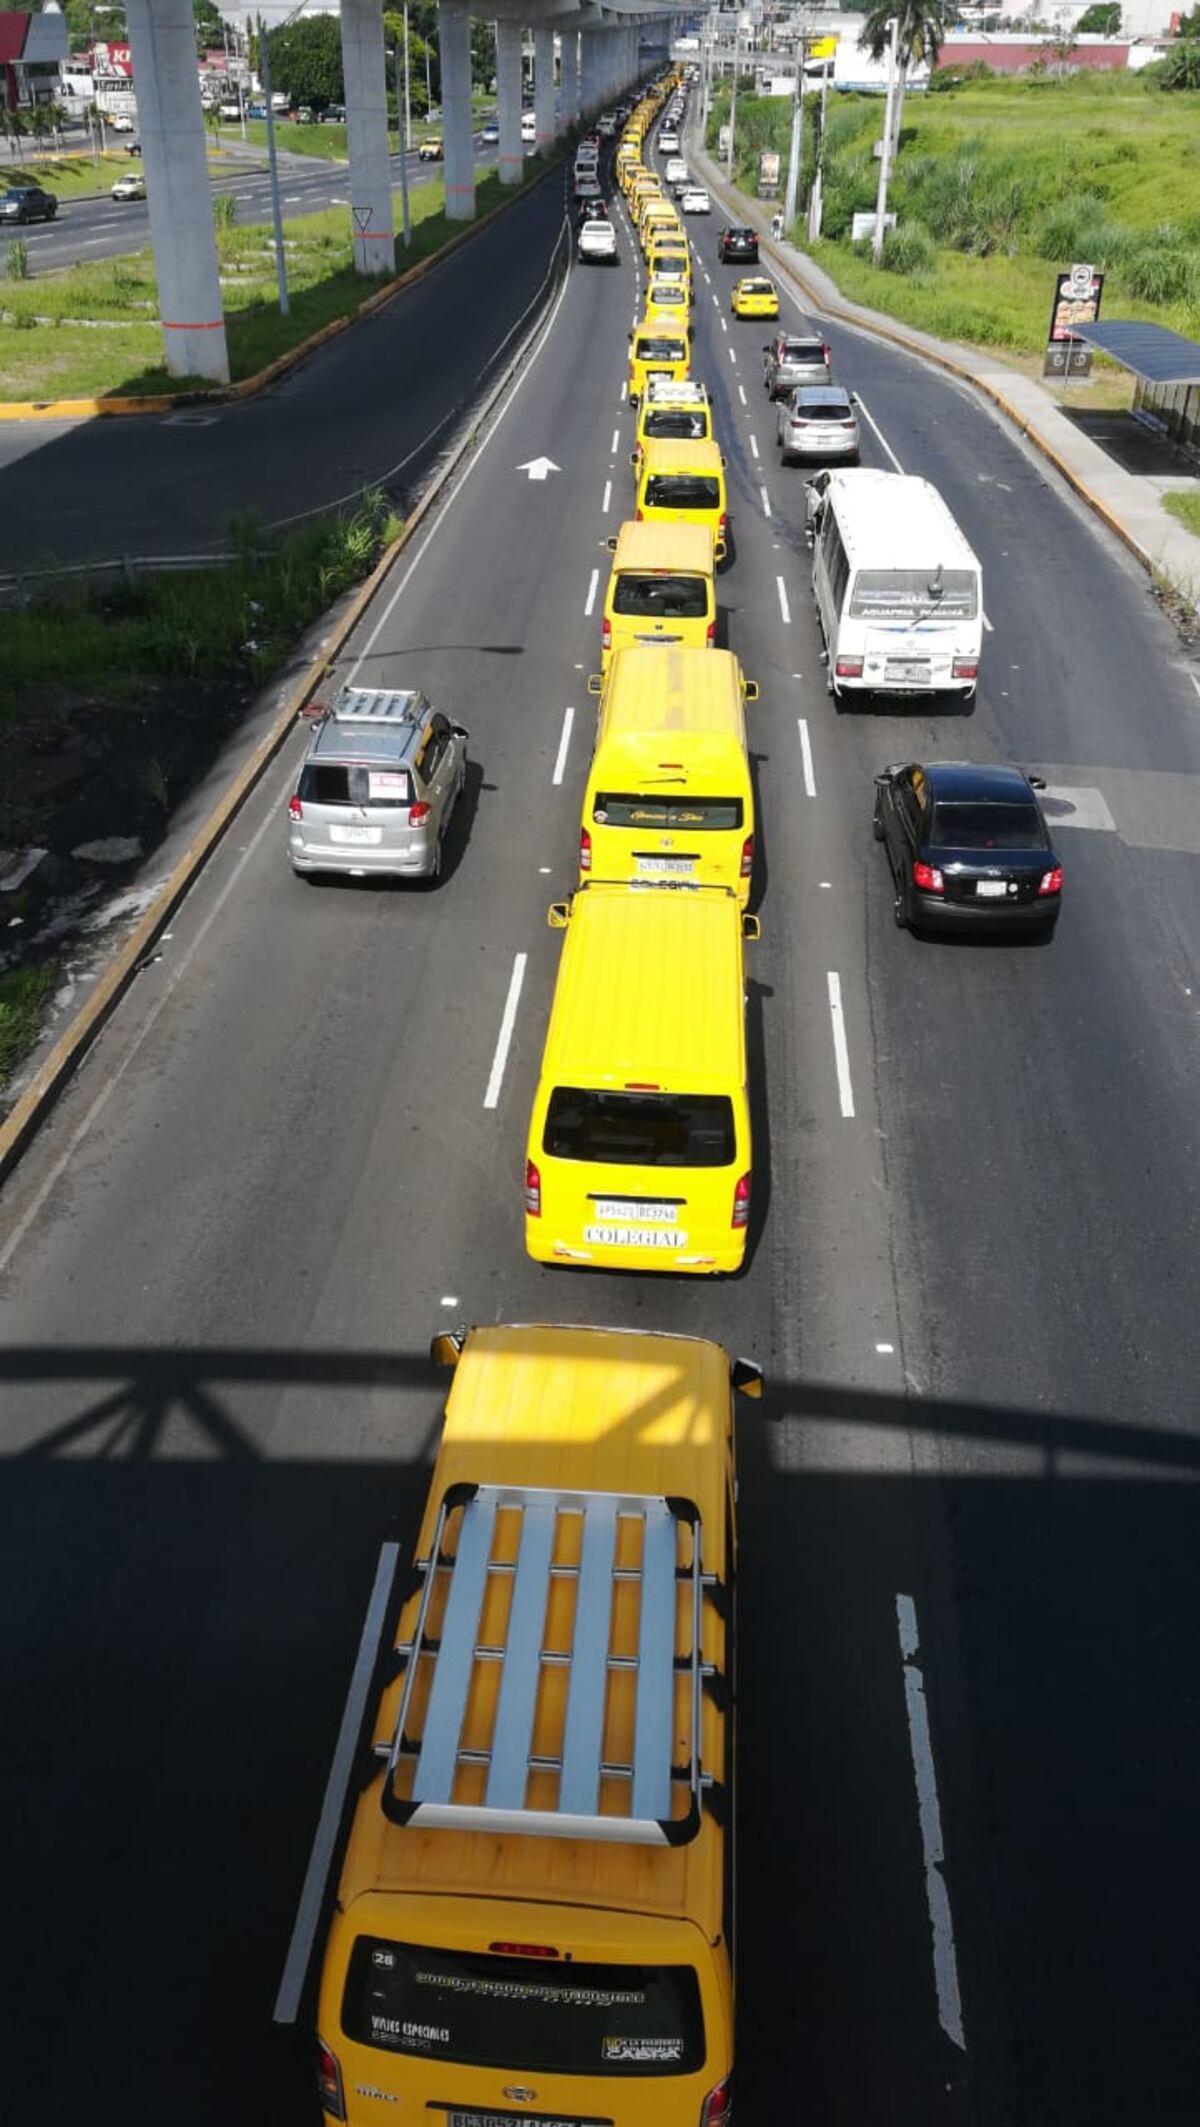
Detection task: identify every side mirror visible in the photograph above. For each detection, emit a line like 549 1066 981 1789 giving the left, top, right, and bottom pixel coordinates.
742 913 761 942
629 450 639 467
429 1330 464 1368
300 697 328 721
720 454 727 468
451 723 469 739
547 900 571 930
731 1356 763 1399
874 770 895 789
605 534 619 552
743 680 760 704
1028 774 1047 790
587 673 603 696
849 390 859 403
628 330 633 342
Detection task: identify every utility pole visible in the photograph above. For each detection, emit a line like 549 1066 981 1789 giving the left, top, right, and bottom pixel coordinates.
726 31 739 181
257 15 289 316
808 55 830 242
872 14 899 267
782 44 806 238
390 39 411 247
403 4 413 159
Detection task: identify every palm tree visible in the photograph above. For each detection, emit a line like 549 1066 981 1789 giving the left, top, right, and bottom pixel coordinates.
859 0 949 163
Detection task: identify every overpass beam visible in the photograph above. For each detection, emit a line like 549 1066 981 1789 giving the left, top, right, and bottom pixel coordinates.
496 17 523 183
440 0 476 221
124 0 229 383
341 0 394 276
534 21 556 151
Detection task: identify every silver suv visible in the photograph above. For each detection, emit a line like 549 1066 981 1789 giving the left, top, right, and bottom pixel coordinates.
286 686 468 883
762 331 832 400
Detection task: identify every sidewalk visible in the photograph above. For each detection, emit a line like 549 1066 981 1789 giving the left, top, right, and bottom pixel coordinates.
690 138 1200 603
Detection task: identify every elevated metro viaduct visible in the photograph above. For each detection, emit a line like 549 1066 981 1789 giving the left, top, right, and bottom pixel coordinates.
123 0 683 385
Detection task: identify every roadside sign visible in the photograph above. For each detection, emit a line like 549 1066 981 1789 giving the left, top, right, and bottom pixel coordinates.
757 149 781 198
1044 262 1104 379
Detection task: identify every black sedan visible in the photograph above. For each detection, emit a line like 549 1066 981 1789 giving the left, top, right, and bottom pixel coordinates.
0 184 57 225
717 224 758 264
874 761 1063 937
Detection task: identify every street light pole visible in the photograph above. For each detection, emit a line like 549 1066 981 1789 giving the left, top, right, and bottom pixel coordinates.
872 15 899 267
390 42 411 248
257 14 290 315
726 33 739 181
403 4 412 157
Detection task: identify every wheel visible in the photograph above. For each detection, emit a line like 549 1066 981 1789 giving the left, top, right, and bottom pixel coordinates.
427 834 444 885
893 883 909 929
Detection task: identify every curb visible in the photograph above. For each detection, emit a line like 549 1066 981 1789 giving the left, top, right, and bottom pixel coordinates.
0 159 561 424
692 144 1166 585
0 212 569 1186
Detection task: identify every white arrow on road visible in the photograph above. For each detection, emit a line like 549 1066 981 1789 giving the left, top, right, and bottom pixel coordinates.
517 456 561 481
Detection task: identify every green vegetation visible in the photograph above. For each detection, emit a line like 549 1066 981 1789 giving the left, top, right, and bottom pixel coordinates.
0 963 59 1094
239 118 350 160
0 151 138 202
1164 490 1200 536
0 163 539 403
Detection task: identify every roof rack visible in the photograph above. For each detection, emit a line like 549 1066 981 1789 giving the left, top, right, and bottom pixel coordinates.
376 1484 721 1847
329 686 424 726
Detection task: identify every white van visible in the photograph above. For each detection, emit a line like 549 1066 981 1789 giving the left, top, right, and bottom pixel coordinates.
807 468 984 706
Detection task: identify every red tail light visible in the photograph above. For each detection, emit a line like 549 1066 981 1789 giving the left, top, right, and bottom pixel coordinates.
601 616 612 652
316 2037 345 2120
1038 866 1063 897
525 1158 542 1216
636 507 644 521
835 655 864 678
952 657 979 679
740 834 753 878
706 619 716 645
288 794 303 821
408 801 432 826
580 827 592 873
718 511 727 533
822 342 831 363
700 2070 733 2125
731 1172 750 1230
912 860 944 894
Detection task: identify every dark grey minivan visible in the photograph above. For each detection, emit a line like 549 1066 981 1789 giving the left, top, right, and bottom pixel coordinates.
287 687 467 883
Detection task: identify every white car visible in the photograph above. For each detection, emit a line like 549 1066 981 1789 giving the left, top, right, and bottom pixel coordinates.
665 157 688 186
574 174 602 203
681 187 710 216
578 218 618 264
108 112 135 132
659 130 679 155
111 171 146 201
520 111 536 142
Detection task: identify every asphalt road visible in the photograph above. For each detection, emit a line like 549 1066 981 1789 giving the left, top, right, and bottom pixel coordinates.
2 125 1199 2127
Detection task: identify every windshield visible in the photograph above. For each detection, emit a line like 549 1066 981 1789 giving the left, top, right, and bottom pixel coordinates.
343 1941 705 2076
644 476 720 511
594 793 742 829
545 1089 736 1166
931 801 1046 850
613 574 709 618
850 568 978 621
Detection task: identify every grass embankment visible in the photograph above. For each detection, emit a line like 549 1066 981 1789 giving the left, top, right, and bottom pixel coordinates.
0 162 534 402
1164 491 1200 535
1 149 137 200
711 72 1200 355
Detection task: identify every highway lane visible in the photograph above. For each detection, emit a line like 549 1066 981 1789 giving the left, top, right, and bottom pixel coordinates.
1 129 1199 2127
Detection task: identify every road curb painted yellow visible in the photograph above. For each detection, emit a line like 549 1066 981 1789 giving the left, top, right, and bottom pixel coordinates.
0 164 555 424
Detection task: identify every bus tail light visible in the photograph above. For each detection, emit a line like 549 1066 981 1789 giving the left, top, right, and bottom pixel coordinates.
316 2038 345 2121
601 616 612 652
580 827 592 873
835 655 864 679
952 657 979 680
525 1159 542 1215
740 834 753 878
706 618 716 646
731 1173 750 1229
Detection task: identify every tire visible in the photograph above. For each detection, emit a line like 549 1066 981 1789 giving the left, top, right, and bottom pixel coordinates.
427 834 444 885
893 883 909 929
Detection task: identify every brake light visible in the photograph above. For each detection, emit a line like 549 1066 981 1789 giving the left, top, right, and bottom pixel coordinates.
706 619 716 645
524 1159 541 1216
636 507 644 521
913 860 944 894
822 343 831 363
1038 866 1063 897
835 655 864 678
731 1172 750 1229
601 616 611 651
580 827 592 872
740 834 753 878
952 657 979 679
700 2070 733 2125
408 801 432 826
719 512 727 533
288 794 303 821
316 2037 345 2120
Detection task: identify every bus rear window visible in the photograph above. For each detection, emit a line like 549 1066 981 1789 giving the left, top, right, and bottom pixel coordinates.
849 568 978 621
644 476 720 511
343 1940 705 2076
545 1089 735 1167
636 337 685 362
612 573 709 618
644 410 708 440
594 793 743 830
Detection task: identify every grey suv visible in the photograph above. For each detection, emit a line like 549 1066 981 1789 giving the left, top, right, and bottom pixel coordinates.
287 686 468 883
762 331 831 400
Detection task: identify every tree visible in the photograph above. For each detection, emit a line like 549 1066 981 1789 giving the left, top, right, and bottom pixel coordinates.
383 10 440 115
859 0 950 162
266 15 344 112
193 1 225 53
1158 35 1200 86
1075 4 1121 29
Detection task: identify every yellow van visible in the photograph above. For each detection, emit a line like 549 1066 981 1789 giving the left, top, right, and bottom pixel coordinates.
628 319 690 405
315 1318 760 2127
640 200 680 248
648 237 691 281
637 437 728 561
581 647 759 904
525 881 759 1274
598 520 716 674
633 381 713 477
645 279 691 327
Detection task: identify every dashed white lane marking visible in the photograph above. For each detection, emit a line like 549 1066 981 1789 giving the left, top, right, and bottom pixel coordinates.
274 1541 399 2024
619 382 626 402
1191 674 1200 704
749 433 759 460
602 479 612 513
760 486 772 518
826 972 855 1118
776 575 791 624
982 611 994 632
737 384 747 406
584 567 599 617
797 718 816 797
728 347 737 365
711 292 719 307
552 705 575 786
484 952 528 1110
855 392 904 473
282 193 302 203
896 1594 967 2053
610 427 620 454
720 316 728 334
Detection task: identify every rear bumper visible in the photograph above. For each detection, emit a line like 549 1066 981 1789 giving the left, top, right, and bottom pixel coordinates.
288 836 434 877
913 892 1059 934
526 1221 746 1275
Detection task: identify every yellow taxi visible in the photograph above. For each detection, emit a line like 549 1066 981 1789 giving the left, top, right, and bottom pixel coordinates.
628 317 690 405
644 278 691 325
632 378 713 477
730 274 779 319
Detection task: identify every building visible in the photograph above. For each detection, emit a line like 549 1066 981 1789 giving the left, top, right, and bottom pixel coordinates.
0 6 69 113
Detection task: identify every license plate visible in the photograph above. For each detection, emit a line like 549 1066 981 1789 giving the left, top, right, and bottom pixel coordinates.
634 632 680 644
975 879 1009 899
885 661 931 684
592 1199 678 1222
636 855 694 876
583 1225 687 1248
447 2114 603 2127
329 825 381 845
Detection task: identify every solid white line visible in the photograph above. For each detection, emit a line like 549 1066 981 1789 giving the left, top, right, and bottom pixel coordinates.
748 433 759 459
760 485 772 519
896 1594 967 2052
776 574 791 625
273 1541 399 2023
826 971 855 1118
552 704 575 786
584 566 599 617
982 611 994 632
855 391 905 474
483 952 527 1110
610 427 620 454
797 717 816 798
737 383 747 406
601 478 611 513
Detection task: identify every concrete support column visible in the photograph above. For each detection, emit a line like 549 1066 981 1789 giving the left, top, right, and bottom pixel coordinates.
579 28 599 119
534 22 556 152
124 0 228 382
440 0 476 222
341 0 394 276
496 18 523 183
559 24 579 131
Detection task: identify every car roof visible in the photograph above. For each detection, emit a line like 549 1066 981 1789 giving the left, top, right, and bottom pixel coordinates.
779 333 825 351
793 385 852 405
309 687 430 762
921 762 1038 801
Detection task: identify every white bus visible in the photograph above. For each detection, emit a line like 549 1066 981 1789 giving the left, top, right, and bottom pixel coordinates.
807 468 984 706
